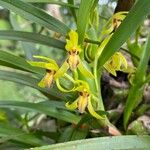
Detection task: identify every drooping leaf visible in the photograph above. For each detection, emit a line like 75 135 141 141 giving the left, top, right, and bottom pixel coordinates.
0 30 65 50
23 0 78 9
0 0 70 35
0 51 43 74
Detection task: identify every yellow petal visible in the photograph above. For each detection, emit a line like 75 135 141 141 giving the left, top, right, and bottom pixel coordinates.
74 80 90 93
104 52 127 76
54 61 69 79
87 98 104 120
65 99 78 110
113 11 128 20
104 62 117 76
68 30 78 46
27 61 58 71
33 55 58 67
118 52 128 69
78 95 88 114
68 54 79 70
56 78 75 92
65 39 74 51
65 30 81 52
38 72 54 88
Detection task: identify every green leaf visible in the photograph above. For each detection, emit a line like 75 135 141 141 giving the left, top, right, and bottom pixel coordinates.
98 0 150 68
0 101 80 124
124 30 150 128
77 0 98 44
0 123 46 146
0 0 70 35
0 70 68 100
0 50 43 74
23 0 78 9
25 135 150 150
0 30 65 50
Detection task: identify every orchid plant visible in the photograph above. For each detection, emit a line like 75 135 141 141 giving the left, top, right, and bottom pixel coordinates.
0 0 150 149
27 12 130 124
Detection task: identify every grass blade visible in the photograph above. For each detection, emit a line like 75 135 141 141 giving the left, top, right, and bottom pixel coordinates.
0 0 70 35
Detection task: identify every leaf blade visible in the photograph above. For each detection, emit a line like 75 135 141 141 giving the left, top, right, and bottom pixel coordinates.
25 135 150 150
0 0 70 35
0 30 65 50
0 101 80 124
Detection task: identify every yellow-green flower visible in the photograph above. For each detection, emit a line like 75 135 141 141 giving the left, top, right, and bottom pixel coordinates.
65 81 104 120
54 30 94 79
27 56 59 88
65 30 81 70
101 12 128 37
104 52 128 76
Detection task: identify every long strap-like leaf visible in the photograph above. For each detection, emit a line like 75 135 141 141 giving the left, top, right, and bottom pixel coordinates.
25 135 150 150
0 101 80 124
0 0 70 35
0 30 65 50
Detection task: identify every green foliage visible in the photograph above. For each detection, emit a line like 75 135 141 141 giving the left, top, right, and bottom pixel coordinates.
0 0 150 149
28 135 150 150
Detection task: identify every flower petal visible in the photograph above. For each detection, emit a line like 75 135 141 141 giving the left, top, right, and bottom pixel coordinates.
65 39 74 51
27 61 58 71
87 98 104 120
65 99 78 110
33 55 58 67
74 80 90 93
38 72 54 88
56 78 75 92
78 95 88 114
68 30 78 46
54 61 69 79
104 62 117 76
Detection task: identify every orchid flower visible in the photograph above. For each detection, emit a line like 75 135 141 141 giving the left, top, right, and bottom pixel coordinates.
65 80 104 120
27 56 59 88
54 30 94 79
100 11 128 37
104 52 128 76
